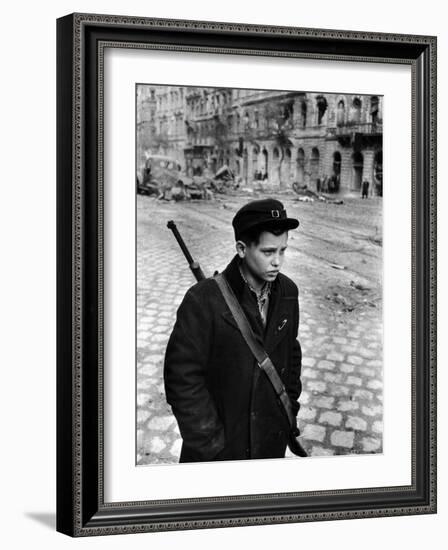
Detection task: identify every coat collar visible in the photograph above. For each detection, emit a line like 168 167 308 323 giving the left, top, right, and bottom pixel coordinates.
223 254 281 302
222 254 248 302
222 255 291 352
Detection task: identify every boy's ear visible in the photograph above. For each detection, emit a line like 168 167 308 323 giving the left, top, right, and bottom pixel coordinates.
235 240 246 258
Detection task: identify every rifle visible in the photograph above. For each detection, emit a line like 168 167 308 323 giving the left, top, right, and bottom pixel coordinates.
167 220 206 282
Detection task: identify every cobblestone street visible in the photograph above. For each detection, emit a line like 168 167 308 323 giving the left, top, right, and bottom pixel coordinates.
136 192 383 465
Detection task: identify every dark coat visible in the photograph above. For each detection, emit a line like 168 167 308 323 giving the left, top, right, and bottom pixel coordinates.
164 255 302 463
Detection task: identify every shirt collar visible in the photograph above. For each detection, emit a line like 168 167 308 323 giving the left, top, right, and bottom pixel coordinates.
238 264 271 299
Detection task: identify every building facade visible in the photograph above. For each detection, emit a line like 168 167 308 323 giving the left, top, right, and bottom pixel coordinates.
137 85 383 195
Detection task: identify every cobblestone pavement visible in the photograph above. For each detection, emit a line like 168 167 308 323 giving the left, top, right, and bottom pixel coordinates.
136 192 383 464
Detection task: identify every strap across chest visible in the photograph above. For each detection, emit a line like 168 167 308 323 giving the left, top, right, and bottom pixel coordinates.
214 273 295 428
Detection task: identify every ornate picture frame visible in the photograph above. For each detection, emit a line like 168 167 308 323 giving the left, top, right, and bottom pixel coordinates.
56 13 436 536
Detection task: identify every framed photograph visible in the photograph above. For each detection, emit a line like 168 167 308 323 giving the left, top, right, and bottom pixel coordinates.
57 13 437 536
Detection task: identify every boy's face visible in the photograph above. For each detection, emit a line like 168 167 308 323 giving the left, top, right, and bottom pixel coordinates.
237 230 288 288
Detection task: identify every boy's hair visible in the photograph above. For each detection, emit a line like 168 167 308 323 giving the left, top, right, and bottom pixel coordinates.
237 223 288 246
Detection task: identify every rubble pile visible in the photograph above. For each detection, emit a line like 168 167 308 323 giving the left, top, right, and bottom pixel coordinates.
292 182 344 205
137 159 239 202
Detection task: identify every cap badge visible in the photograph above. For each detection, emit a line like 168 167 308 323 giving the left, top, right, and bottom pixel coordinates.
271 210 280 218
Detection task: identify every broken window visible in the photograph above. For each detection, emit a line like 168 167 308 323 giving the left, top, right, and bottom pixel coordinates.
370 96 379 124
337 100 345 126
351 97 362 124
283 101 294 122
301 101 307 128
316 95 328 125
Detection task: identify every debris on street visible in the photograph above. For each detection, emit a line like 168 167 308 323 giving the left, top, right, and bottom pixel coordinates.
138 159 244 201
350 280 371 291
292 182 344 204
326 292 355 311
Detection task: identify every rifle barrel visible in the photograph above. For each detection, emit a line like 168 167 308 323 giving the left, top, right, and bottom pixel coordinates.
167 220 206 282
167 220 194 264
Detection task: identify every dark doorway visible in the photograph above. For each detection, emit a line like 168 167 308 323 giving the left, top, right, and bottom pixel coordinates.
352 151 363 191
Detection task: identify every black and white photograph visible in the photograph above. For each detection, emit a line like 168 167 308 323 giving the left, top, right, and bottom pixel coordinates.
135 84 384 465
1 0 442 545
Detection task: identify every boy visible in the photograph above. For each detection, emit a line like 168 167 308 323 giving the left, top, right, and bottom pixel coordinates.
164 198 302 462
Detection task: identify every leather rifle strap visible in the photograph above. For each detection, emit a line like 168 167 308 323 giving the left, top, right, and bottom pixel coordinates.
214 273 296 429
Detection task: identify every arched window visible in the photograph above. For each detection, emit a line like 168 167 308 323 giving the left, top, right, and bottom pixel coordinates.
262 149 268 175
273 148 280 161
351 97 362 124
301 101 307 128
316 96 328 125
337 100 345 126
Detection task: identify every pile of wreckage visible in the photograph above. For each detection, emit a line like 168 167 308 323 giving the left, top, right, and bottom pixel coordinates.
137 154 344 203
292 182 344 204
137 155 236 201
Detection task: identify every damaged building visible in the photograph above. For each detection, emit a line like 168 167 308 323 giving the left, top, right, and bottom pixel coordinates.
137 85 383 196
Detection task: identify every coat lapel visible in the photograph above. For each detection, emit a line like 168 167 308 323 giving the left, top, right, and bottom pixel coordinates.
219 254 295 352
220 307 265 347
265 297 295 354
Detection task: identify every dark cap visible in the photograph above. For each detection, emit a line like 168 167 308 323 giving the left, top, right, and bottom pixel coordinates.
232 198 299 240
